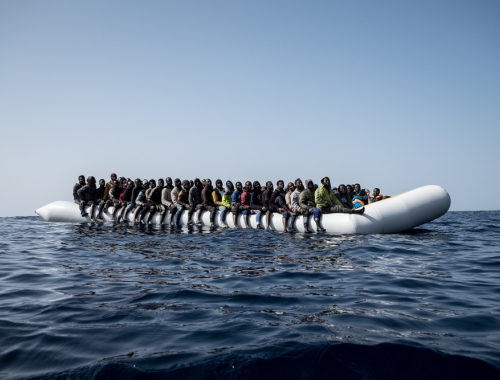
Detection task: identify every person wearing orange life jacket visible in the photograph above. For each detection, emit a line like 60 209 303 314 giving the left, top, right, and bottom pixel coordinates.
367 188 384 203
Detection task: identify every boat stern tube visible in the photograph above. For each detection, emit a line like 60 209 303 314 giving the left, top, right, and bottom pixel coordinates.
355 185 451 234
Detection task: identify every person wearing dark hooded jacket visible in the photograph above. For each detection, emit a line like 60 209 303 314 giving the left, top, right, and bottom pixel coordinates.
346 184 354 200
335 184 353 209
270 180 293 232
73 175 86 204
250 181 264 229
299 179 325 233
77 176 96 218
201 178 217 227
262 181 276 231
96 173 118 221
108 180 123 220
145 179 166 224
134 180 151 224
171 179 190 227
94 179 105 203
124 178 142 218
188 178 204 225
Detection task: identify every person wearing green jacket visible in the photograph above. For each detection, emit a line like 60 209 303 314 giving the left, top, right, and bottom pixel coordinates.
299 179 325 233
315 176 364 215
218 180 234 228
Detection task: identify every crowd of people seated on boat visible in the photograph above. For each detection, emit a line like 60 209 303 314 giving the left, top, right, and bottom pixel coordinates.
73 173 387 233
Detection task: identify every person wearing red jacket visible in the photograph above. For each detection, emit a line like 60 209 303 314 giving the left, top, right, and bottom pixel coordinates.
240 181 255 229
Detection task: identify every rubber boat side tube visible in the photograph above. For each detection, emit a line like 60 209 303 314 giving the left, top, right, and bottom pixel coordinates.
35 185 451 234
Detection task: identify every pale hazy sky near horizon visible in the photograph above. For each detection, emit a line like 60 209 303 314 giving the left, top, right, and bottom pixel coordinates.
1 0 499 217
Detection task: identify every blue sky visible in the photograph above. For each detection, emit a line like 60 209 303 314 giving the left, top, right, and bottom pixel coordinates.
1 1 499 216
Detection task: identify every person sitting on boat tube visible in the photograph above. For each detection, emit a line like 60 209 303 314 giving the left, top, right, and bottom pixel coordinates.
291 178 313 233
285 182 295 211
353 183 368 205
170 178 183 227
366 188 384 203
335 184 353 209
94 179 105 204
188 178 204 226
116 179 134 222
171 179 190 228
161 177 177 227
285 182 299 232
230 181 246 228
117 179 134 222
73 175 85 206
250 181 265 230
240 181 258 229
103 173 117 201
145 178 167 225
140 179 158 224
76 176 96 218
96 173 118 221
134 180 151 224
270 180 294 233
346 184 354 199
211 179 227 229
108 180 124 221
261 181 275 231
315 176 365 215
201 178 217 228
220 181 234 228
123 178 142 221
299 179 325 233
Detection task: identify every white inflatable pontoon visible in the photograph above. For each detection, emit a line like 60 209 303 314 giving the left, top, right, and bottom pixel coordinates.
35 185 450 234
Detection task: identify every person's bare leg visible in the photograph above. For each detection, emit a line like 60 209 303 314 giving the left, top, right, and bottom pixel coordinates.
266 211 272 231
282 217 289 233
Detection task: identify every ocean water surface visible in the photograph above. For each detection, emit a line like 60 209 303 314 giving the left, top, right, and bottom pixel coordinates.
0 211 499 379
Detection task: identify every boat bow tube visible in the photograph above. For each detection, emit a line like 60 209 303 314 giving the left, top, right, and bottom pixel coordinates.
35 185 451 234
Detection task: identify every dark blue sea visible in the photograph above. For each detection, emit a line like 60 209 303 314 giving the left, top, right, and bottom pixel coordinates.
1 211 500 379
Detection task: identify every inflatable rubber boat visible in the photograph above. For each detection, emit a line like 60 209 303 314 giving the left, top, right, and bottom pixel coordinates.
35 185 450 234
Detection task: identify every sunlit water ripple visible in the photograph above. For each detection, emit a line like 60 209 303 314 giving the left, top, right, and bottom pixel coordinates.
0 211 499 379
